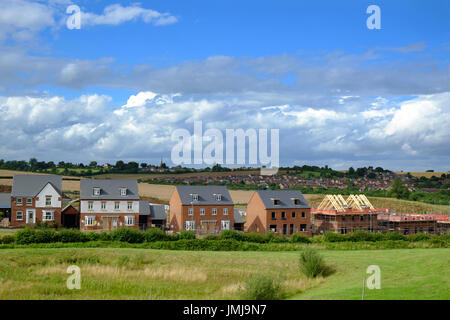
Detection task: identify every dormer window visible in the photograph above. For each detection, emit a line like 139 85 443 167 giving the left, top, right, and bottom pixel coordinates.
292 198 300 205
93 188 101 196
273 199 280 205
214 194 222 201
191 194 199 201
120 188 127 196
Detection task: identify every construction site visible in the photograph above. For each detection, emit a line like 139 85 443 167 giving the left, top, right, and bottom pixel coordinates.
311 194 450 235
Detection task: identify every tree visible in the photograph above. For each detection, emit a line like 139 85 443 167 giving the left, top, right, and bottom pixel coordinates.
348 167 355 176
89 161 98 168
140 163 148 168
389 178 410 199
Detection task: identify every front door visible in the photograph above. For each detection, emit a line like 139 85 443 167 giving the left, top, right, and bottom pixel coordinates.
102 217 119 231
26 209 35 224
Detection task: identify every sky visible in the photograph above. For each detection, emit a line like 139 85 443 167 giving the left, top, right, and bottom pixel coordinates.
0 0 449 171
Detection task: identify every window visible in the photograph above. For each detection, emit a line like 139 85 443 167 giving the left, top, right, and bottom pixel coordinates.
85 216 95 226
17 198 22 206
191 194 199 201
188 208 193 216
273 199 280 205
114 202 120 210
221 220 230 230
125 215 135 226
289 224 294 234
215 194 222 201
271 212 276 220
27 198 33 205
282 224 287 235
43 211 54 221
127 202 133 210
269 225 277 232
293 199 300 205
223 208 228 215
300 224 307 231
301 211 306 218
16 211 23 221
88 202 93 210
185 220 195 230
212 208 217 215
281 212 286 220
93 188 100 196
360 215 364 221
45 196 51 206
352 215 355 221
120 188 127 196
101 202 106 210
292 211 296 218
200 208 205 215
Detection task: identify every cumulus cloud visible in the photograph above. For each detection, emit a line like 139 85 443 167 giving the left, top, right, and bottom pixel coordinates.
0 91 449 170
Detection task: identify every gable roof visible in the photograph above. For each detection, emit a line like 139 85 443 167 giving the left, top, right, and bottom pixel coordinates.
150 204 167 220
175 185 233 205
80 179 139 200
0 193 11 208
234 209 245 224
11 175 62 197
256 190 310 209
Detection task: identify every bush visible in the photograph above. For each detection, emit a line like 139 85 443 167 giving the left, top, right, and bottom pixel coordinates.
347 230 376 242
57 229 87 243
299 247 333 278
143 228 168 242
178 230 196 240
385 232 407 241
109 228 144 243
269 235 289 243
220 230 245 241
408 233 431 242
311 235 325 243
324 231 345 242
15 228 58 244
0 235 15 244
240 275 284 300
290 233 311 243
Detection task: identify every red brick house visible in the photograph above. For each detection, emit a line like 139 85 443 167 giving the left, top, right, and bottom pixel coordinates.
245 190 311 236
169 185 235 234
10 175 63 227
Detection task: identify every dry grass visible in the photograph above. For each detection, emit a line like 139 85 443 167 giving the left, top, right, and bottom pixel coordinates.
396 171 448 178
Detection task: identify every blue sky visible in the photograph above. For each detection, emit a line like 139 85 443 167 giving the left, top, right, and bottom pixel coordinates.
0 0 449 171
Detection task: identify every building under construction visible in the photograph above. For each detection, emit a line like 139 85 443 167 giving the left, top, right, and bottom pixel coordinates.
312 194 383 234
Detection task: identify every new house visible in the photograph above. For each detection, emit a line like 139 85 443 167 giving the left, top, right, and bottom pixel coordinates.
138 201 167 230
0 193 11 227
245 190 311 235
10 175 63 227
169 185 235 234
80 179 140 231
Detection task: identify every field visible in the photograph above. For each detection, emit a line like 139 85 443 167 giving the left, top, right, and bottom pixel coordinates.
0 248 448 300
396 171 448 178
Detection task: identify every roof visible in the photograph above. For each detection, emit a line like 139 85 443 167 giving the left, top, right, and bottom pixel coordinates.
175 185 233 205
150 204 167 220
80 179 139 200
234 209 245 224
256 190 310 209
139 200 150 215
11 175 62 197
0 193 11 208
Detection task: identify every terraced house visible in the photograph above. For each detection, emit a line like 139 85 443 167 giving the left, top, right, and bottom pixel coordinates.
245 190 311 235
10 175 63 227
169 185 235 234
80 179 140 231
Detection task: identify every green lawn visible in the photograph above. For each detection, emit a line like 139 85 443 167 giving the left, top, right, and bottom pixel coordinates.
0 248 448 300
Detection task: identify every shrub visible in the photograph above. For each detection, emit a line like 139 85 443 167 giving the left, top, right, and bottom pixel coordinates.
244 232 269 243
324 231 345 242
385 232 407 241
143 228 168 242
347 230 375 242
240 275 284 300
299 247 333 278
57 229 87 243
0 235 15 244
290 233 311 243
110 228 144 243
408 233 431 242
15 228 58 244
220 230 245 241
178 230 196 240
269 235 289 243
311 235 325 243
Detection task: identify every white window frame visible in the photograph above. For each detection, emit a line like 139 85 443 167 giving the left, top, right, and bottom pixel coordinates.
45 196 52 207
215 194 222 201
223 208 228 215
125 215 135 226
121 188 127 196
191 194 198 201
88 201 93 210
26 197 33 205
16 198 22 206
101 202 106 210
127 202 133 210
16 211 23 221
85 215 95 226
185 220 195 230
42 210 54 221
221 220 230 230
200 208 205 216
93 188 101 196
212 208 217 215
188 208 194 216
114 202 120 210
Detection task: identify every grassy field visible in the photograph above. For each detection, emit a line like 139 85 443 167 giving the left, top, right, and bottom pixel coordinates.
0 248 448 300
396 171 448 178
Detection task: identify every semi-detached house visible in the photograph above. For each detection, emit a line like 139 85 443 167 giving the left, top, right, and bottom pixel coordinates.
80 179 140 231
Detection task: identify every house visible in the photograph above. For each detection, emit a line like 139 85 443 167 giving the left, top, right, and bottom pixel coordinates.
233 209 245 231
0 193 11 227
80 179 140 231
61 201 80 229
169 185 235 235
377 214 437 235
138 201 167 230
245 190 311 235
10 175 63 226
